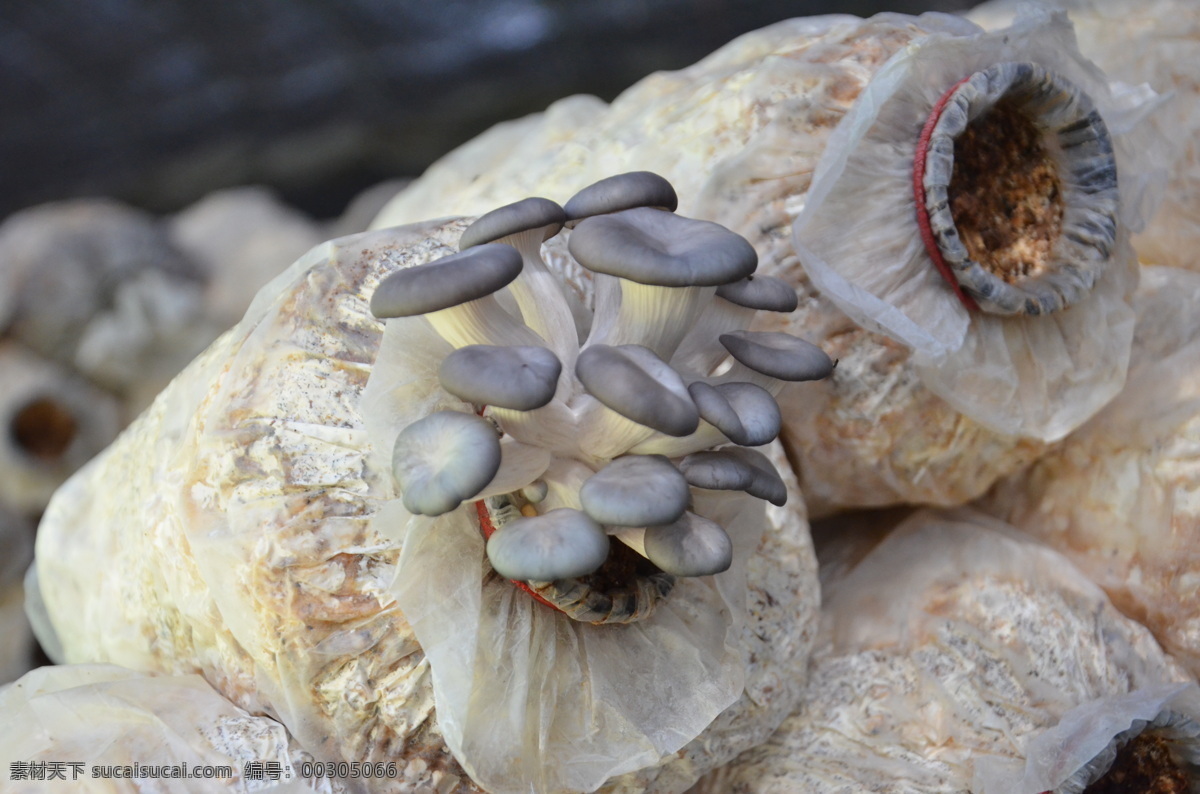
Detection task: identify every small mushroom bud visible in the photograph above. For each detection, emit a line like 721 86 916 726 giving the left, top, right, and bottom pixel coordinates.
719 330 835 382
575 344 699 437
563 171 679 224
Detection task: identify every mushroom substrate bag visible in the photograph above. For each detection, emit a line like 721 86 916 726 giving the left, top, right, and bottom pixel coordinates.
969 0 1199 274
0 664 325 793
691 508 1197 794
33 219 820 794
792 9 1167 440
370 10 1169 515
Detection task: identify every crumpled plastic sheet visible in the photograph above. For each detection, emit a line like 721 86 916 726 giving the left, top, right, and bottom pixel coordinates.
0 664 326 793
791 8 1169 441
976 683 1200 793
375 490 760 794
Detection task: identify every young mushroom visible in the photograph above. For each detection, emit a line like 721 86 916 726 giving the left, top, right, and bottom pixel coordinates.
578 454 690 528
672 273 800 378
717 330 835 391
642 512 734 578
574 343 699 442
392 410 502 516
486 508 610 581
438 344 562 411
371 243 538 349
562 171 679 224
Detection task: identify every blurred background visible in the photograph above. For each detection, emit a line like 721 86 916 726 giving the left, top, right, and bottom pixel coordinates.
2 0 975 220
0 0 976 677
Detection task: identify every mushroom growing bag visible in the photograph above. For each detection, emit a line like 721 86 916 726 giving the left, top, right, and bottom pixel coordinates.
791 9 1167 440
371 10 1168 515
33 218 820 794
691 509 1198 794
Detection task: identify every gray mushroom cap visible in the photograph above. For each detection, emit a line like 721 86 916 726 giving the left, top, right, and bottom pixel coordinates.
643 512 733 577
688 381 780 446
688 381 746 444
678 451 756 492
575 344 699 436
716 275 798 312
486 508 609 581
459 197 566 250
719 331 835 382
723 446 787 506
371 243 523 318
563 171 679 221
579 454 690 527
438 344 562 411
392 410 502 516
568 207 757 287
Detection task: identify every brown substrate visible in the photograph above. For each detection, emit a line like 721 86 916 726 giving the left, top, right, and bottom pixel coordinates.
576 539 662 594
9 396 76 461
948 96 1064 284
1084 733 1190 794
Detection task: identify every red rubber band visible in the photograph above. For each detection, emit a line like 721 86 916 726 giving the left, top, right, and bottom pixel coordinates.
913 76 980 313
472 404 563 613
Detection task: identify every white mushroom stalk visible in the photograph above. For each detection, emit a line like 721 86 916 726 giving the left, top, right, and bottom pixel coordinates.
568 207 757 360
369 173 832 624
459 197 580 364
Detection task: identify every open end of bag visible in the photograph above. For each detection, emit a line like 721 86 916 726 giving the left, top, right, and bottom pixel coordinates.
948 95 1064 290
922 62 1119 317
9 395 77 463
1083 732 1191 794
480 491 677 625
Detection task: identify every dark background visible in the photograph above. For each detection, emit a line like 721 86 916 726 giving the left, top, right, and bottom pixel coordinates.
1 0 975 221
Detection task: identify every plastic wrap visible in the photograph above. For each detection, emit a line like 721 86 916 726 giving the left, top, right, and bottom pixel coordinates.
981 265 1200 677
689 508 1194 794
792 8 1164 440
0 664 325 793
34 218 820 794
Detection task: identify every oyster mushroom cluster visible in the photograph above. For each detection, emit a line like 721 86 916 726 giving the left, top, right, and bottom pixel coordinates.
368 172 832 621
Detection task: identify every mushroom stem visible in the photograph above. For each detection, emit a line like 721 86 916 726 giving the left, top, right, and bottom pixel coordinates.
599 283 713 361
574 395 659 461
609 527 650 559
425 294 543 349
499 229 581 364
627 422 728 458
670 298 754 378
